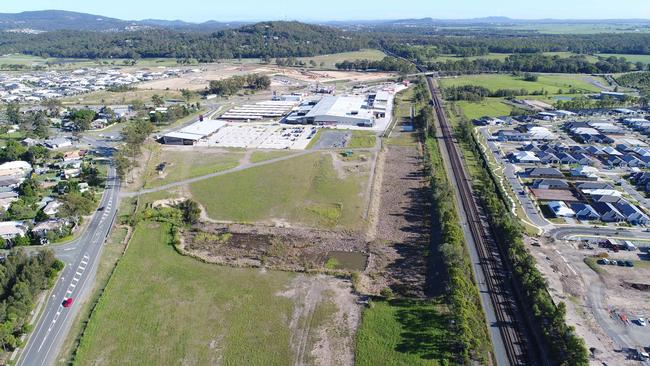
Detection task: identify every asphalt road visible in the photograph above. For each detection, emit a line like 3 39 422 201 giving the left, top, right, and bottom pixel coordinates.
17 145 120 366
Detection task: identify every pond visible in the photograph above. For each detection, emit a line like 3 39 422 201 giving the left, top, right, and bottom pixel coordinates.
325 251 368 271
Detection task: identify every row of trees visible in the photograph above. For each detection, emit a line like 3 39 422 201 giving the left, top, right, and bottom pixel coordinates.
555 95 639 110
0 250 64 351
379 32 650 60
207 74 271 97
413 79 492 363
456 116 589 365
427 54 638 74
334 56 417 74
443 85 547 102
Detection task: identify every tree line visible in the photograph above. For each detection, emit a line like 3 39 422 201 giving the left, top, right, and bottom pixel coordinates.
412 79 492 364
443 84 548 102
207 74 271 97
0 22 369 62
427 54 639 74
0 250 63 352
334 56 417 74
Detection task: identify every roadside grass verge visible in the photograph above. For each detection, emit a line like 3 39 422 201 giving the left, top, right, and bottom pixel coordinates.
355 299 456 366
584 257 607 275
73 221 297 366
189 152 368 230
57 225 130 364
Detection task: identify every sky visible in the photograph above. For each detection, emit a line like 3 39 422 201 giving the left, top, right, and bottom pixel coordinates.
3 0 650 22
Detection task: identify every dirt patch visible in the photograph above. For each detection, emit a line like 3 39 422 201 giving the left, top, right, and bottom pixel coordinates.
362 135 430 297
529 237 646 365
277 274 360 366
180 222 367 272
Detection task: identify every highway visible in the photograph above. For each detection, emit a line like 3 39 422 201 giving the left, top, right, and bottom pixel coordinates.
17 142 120 366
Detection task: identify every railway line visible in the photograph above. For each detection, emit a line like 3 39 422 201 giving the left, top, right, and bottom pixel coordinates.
425 75 539 366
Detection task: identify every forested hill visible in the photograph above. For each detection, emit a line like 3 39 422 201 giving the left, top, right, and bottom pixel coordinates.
0 21 371 61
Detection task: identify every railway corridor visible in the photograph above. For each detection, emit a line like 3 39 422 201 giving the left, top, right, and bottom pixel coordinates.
426 76 540 366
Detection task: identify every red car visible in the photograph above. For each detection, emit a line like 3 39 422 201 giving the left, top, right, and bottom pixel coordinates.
62 298 74 308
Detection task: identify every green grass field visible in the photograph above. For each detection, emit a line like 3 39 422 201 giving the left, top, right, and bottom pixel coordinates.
355 299 456 366
455 98 514 120
347 131 377 149
295 49 386 69
144 149 243 189
439 73 602 94
190 152 367 229
434 52 598 63
73 221 297 366
249 150 295 163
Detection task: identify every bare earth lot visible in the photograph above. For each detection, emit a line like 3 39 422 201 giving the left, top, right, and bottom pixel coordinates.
363 128 430 297
137 63 395 91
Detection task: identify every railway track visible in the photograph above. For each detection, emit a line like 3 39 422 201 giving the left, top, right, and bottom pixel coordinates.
425 76 536 366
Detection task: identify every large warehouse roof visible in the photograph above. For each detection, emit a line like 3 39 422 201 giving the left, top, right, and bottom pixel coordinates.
163 120 226 141
306 95 373 120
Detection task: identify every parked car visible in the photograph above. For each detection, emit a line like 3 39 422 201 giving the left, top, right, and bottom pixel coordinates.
639 318 647 327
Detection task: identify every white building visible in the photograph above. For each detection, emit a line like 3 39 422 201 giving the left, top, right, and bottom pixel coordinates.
162 120 226 145
304 96 374 127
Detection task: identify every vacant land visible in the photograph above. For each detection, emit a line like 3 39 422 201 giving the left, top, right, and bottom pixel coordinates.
74 221 359 365
249 150 294 163
190 152 370 229
295 49 386 69
61 88 185 105
356 299 455 366
439 73 602 94
434 52 599 63
347 131 377 149
144 147 243 188
455 98 514 120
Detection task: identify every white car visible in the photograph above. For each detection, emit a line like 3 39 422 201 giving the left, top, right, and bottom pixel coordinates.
638 318 647 326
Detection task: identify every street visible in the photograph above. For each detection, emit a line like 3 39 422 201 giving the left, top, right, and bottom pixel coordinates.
17 143 120 366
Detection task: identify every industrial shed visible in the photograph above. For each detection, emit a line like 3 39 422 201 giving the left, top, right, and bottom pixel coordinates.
304 96 374 127
162 120 226 145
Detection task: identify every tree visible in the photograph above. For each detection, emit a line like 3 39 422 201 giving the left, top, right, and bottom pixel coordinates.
113 151 131 181
180 89 193 102
130 99 145 111
0 140 27 163
70 109 96 132
178 199 201 225
5 102 21 125
41 98 62 116
151 94 165 107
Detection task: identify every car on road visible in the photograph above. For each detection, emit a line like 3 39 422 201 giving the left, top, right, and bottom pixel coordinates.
62 298 73 308
638 317 647 326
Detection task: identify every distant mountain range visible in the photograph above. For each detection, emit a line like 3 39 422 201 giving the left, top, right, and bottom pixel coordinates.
0 10 247 32
1 10 650 33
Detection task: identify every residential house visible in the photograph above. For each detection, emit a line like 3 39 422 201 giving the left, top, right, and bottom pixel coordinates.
532 179 569 190
548 201 575 218
614 200 650 225
0 221 27 240
32 219 67 239
537 151 560 164
43 200 62 216
509 151 540 164
525 167 564 178
571 166 599 179
570 203 601 221
592 202 625 222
